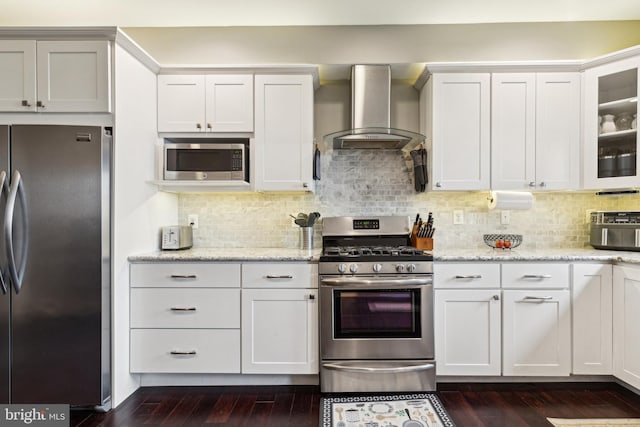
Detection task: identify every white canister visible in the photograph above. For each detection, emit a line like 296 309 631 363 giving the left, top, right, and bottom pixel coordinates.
601 114 617 133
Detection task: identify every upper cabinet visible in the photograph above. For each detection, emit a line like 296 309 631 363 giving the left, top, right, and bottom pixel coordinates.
422 73 491 191
157 74 254 133
0 40 111 113
583 56 639 189
253 74 314 192
491 72 581 190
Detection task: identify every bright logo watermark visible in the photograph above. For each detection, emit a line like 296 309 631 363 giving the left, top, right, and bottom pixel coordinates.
0 405 69 426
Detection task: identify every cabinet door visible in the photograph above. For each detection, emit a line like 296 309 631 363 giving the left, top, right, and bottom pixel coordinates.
535 73 581 190
491 73 536 190
0 40 36 112
204 74 253 132
613 266 640 390
253 74 314 192
242 288 318 374
36 41 110 113
583 57 640 189
430 73 490 190
572 264 613 374
157 74 206 132
435 289 501 376
503 289 571 376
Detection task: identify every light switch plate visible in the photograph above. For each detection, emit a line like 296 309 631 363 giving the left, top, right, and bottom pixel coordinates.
453 210 464 225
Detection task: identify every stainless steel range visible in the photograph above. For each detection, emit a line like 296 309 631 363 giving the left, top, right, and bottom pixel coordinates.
319 216 436 393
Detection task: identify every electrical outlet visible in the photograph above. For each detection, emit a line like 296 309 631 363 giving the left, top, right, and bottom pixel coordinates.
453 210 464 225
500 210 510 225
188 214 199 229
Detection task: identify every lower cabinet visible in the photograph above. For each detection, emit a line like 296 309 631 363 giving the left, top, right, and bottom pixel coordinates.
502 289 571 376
434 289 501 375
241 288 318 374
613 265 640 390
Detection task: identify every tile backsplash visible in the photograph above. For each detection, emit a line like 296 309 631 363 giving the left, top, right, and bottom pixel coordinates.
178 149 638 250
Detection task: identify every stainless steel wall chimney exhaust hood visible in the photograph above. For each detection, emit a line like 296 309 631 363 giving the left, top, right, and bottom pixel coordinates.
325 64 425 150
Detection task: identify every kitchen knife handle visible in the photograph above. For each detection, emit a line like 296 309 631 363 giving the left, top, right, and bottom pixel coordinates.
170 350 197 355
170 307 197 311
454 274 482 279
266 275 293 279
170 274 197 279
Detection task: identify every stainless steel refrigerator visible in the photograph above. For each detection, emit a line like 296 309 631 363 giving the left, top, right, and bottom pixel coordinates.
0 125 111 409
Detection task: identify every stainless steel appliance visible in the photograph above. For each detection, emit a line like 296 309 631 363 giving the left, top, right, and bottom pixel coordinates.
590 211 640 251
161 225 193 250
319 216 435 393
0 125 111 409
163 138 249 182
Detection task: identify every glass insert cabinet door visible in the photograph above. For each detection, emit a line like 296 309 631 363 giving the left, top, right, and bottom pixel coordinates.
584 56 640 189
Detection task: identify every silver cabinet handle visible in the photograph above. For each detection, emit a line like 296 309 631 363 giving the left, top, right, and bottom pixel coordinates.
492 295 500 301
266 275 293 279
21 100 32 107
323 362 435 374
454 274 482 279
601 228 608 246
529 181 536 187
206 123 212 130
539 182 546 187
170 274 197 279
522 274 552 279
36 100 45 108
522 296 553 302
435 182 442 188
5 170 28 294
196 123 202 129
170 307 197 311
170 350 197 355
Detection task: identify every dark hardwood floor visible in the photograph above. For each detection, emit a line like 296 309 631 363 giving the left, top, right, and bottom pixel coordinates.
71 382 640 427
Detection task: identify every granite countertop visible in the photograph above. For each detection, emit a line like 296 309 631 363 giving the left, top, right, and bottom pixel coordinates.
129 247 640 265
128 247 322 262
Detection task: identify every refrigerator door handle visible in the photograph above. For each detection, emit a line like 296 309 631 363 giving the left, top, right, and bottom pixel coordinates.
5 170 29 294
0 170 8 294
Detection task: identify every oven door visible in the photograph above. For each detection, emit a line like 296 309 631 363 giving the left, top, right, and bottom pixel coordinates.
320 275 434 360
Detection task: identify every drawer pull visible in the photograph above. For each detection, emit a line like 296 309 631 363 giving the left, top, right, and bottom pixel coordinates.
170 307 197 311
522 296 553 302
170 274 197 279
522 274 552 279
266 275 293 279
170 350 197 355
454 274 482 279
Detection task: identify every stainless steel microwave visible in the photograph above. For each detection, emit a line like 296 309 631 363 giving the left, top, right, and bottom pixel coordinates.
590 211 640 251
164 139 249 182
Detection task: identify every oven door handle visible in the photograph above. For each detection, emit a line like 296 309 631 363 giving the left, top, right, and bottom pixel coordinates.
320 277 432 287
322 362 435 374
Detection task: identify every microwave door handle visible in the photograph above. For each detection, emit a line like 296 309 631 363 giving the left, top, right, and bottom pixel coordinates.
5 171 28 294
0 171 8 294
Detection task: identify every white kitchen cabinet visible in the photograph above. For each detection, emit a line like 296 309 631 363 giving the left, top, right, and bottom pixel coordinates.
502 289 571 376
435 289 501 376
0 40 110 113
491 73 580 190
157 74 254 133
613 265 640 390
422 73 491 190
253 74 314 192
129 262 242 374
583 56 640 189
241 263 318 374
572 263 613 375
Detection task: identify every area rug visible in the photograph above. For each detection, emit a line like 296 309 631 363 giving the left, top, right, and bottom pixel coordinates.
547 418 640 427
321 393 456 427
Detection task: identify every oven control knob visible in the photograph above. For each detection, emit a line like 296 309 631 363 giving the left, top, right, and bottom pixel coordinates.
349 264 359 274
396 264 405 273
338 264 347 274
407 264 417 273
372 263 383 273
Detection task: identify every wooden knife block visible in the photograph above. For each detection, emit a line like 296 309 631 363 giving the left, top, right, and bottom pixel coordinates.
411 225 434 250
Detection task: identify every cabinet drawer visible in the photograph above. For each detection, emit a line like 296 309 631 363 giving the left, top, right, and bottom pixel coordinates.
242 263 318 288
130 288 240 329
130 329 240 373
130 263 241 288
434 263 500 288
502 263 569 289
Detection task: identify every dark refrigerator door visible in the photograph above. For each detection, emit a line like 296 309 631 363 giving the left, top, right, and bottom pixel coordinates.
10 125 105 405
0 126 9 404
